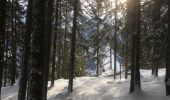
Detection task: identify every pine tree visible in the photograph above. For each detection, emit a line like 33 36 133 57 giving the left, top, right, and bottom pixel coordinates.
96 0 100 75
125 0 130 79
27 0 47 99
57 0 62 79
18 0 33 99
51 0 59 86
11 0 17 86
114 0 117 79
125 29 128 79
62 0 69 79
151 0 161 77
129 0 141 93
68 0 78 93
42 0 55 99
165 0 170 95
110 40 112 70
0 0 6 99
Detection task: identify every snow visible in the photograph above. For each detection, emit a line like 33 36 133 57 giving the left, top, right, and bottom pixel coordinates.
2 68 170 100
2 86 18 100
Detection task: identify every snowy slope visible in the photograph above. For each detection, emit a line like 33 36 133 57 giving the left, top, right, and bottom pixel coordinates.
2 69 170 100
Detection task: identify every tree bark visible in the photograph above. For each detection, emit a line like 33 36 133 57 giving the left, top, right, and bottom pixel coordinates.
11 0 17 86
114 0 117 79
165 0 170 96
18 0 33 100
68 0 78 93
110 41 112 70
42 0 55 99
0 0 6 99
62 1 68 78
129 0 141 93
51 0 59 86
27 0 46 99
151 0 161 77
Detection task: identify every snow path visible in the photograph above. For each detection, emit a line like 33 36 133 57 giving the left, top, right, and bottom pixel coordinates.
2 69 170 100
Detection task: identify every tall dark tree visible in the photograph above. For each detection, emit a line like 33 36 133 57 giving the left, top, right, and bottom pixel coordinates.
129 0 141 93
18 0 33 100
114 0 117 79
68 0 78 93
125 1 130 79
27 0 47 99
57 0 62 79
0 0 6 99
96 0 100 75
11 0 17 86
151 0 161 77
110 40 112 70
165 0 170 96
42 0 55 99
62 0 69 79
51 0 59 86
125 30 128 79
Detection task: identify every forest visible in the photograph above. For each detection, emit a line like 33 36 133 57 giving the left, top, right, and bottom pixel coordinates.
0 0 170 100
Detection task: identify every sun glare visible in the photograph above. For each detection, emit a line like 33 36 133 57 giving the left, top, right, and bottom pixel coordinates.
120 0 127 3
110 0 127 7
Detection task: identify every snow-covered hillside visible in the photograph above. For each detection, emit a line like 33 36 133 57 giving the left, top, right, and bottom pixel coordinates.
2 69 170 100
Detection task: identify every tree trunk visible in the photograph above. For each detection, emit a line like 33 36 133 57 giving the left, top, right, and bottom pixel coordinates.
120 64 121 80
96 0 100 75
129 0 141 93
151 0 161 77
165 0 170 96
114 0 117 79
68 0 78 93
57 0 62 79
0 0 6 99
4 27 8 87
125 0 131 79
62 2 68 78
27 0 46 99
18 0 33 100
110 41 112 70
125 39 128 79
42 0 55 99
4 4 9 86
51 30 57 86
51 0 59 86
11 0 17 86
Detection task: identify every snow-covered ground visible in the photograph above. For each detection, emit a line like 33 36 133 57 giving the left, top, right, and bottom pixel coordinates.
2 69 170 100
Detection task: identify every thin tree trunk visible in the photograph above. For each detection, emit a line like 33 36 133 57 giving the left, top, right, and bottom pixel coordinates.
42 0 55 99
11 0 16 86
68 0 78 93
114 0 117 79
57 0 62 79
110 42 112 70
0 0 6 99
165 0 170 96
96 34 99 74
62 2 68 78
151 0 161 77
18 0 33 100
51 0 59 86
96 0 100 75
4 23 8 87
125 40 128 79
61 1 68 79
120 64 121 79
125 0 130 79
4 2 9 85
